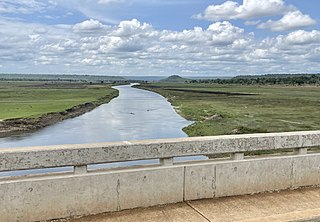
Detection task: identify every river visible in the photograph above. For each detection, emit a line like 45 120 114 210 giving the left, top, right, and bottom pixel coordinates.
0 84 192 149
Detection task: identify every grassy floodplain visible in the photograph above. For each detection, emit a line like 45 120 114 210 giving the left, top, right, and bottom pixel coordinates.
137 83 320 137
0 81 118 120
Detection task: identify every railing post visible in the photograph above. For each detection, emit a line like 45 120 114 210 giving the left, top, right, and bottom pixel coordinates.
160 158 174 166
231 152 244 160
294 148 308 155
74 165 87 174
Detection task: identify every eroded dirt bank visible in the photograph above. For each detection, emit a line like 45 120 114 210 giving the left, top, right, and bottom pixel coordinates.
0 92 118 138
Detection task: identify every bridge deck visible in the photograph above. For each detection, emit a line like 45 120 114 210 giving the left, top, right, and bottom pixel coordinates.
65 187 320 222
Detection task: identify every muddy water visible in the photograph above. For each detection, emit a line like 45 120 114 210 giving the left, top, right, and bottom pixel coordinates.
0 84 208 177
0 84 192 149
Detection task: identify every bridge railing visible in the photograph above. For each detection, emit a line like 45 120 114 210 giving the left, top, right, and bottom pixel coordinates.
2 130 320 222
1 130 319 173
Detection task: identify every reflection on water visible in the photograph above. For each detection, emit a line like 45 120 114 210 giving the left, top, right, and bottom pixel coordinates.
0 84 207 177
0 84 192 148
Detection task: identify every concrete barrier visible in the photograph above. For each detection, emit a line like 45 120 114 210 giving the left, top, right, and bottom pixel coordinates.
1 131 320 222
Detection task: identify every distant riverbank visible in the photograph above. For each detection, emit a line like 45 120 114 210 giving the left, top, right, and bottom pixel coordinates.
136 83 320 136
0 82 118 138
0 84 191 148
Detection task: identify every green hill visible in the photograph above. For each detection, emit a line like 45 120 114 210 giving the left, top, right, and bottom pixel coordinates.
159 75 189 83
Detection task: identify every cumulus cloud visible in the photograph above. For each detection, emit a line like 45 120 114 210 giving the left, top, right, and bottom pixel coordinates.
114 19 153 37
0 16 320 75
195 0 316 32
257 10 316 32
208 21 246 45
195 0 286 21
73 19 106 32
160 21 247 46
283 30 320 45
0 0 318 75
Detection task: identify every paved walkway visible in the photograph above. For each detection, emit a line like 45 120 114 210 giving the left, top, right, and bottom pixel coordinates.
66 187 320 222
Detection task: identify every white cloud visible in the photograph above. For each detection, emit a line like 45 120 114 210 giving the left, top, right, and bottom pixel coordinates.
257 10 316 32
195 0 286 21
0 16 320 75
244 20 261 26
284 30 320 45
73 19 106 32
114 19 153 37
54 0 196 25
160 21 247 46
195 0 317 32
208 21 245 45
97 0 124 4
0 0 54 14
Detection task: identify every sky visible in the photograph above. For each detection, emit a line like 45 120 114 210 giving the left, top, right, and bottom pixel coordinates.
0 0 319 76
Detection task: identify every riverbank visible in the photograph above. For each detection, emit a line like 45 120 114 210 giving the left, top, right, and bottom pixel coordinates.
0 82 118 137
136 83 320 136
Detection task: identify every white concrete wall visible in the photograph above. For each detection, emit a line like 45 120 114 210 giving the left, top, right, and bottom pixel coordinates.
2 153 320 221
1 131 320 221
0 166 184 222
1 131 319 172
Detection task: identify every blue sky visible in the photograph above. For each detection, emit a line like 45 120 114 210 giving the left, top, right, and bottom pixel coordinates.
0 0 319 76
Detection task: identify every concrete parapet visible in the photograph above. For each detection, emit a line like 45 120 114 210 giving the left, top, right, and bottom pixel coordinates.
1 131 319 172
0 166 184 222
1 131 320 221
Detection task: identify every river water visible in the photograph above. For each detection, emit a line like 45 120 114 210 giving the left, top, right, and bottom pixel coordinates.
0 84 192 148
0 84 204 177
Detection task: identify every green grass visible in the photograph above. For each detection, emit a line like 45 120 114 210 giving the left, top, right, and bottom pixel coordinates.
137 83 320 136
0 81 118 120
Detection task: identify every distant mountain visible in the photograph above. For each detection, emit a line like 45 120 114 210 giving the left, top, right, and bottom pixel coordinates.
159 75 189 83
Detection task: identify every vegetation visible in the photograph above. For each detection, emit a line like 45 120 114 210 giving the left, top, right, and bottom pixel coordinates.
189 74 320 85
0 81 118 120
159 75 190 83
137 82 320 137
0 74 125 83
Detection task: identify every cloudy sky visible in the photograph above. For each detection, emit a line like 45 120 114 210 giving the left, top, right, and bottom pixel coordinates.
0 0 319 76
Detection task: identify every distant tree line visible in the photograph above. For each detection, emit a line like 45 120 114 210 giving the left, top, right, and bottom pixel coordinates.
0 74 126 83
188 74 320 85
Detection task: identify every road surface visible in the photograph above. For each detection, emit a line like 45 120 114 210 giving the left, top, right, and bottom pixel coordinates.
56 187 320 222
